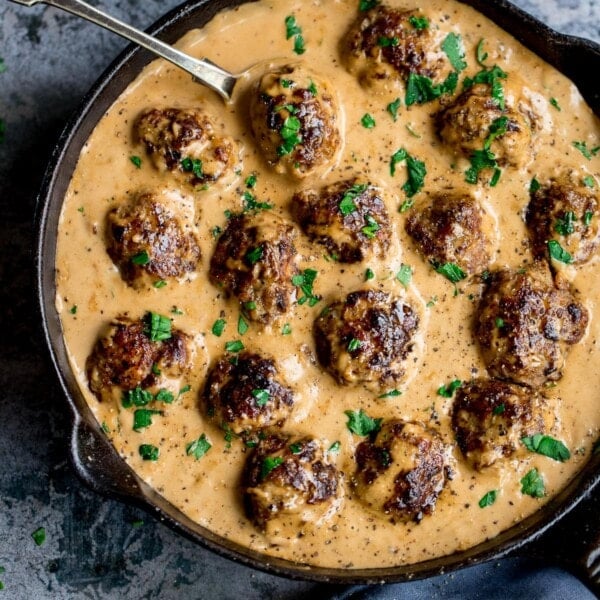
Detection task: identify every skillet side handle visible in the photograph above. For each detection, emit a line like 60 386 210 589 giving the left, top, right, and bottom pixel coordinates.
575 536 600 598
70 415 145 500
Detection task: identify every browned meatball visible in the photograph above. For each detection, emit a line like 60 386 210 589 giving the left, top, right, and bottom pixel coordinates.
314 289 420 391
136 107 239 187
475 266 588 387
86 314 193 402
203 352 294 435
405 192 495 276
249 65 341 178
343 6 447 91
353 420 449 523
243 434 341 533
452 378 551 470
526 175 600 265
291 178 391 263
106 193 201 289
435 84 532 169
209 212 299 324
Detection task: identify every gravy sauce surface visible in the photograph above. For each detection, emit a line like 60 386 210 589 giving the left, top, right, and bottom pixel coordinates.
55 0 600 568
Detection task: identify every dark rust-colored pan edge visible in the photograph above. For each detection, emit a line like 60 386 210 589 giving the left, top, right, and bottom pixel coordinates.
36 0 600 590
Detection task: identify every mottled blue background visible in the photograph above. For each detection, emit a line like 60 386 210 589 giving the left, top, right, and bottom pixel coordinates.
0 1 598 598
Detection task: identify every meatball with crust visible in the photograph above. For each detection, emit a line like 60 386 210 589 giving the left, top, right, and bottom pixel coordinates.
343 6 448 92
353 420 449 523
526 174 600 265
314 289 420 391
136 107 239 187
435 83 532 170
243 434 341 535
106 193 201 289
209 211 299 324
452 378 551 470
87 314 193 403
405 192 495 276
249 65 341 178
291 178 391 263
475 265 588 387
203 352 294 435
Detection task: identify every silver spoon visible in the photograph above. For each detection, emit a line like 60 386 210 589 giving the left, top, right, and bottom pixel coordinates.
9 0 238 101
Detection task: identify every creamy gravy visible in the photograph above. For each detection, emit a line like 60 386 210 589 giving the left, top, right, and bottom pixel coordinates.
55 0 600 568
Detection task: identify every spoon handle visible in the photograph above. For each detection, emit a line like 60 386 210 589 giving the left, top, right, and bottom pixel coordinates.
12 0 236 100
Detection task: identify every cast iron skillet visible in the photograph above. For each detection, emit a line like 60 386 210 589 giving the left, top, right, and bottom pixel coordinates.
36 0 600 590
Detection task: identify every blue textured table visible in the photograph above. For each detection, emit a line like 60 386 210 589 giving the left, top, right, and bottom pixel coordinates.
0 1 598 598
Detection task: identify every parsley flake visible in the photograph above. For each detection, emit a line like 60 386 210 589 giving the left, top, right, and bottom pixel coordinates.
345 409 382 436
292 268 320 306
133 409 161 431
387 97 401 121
479 490 498 508
129 155 142 168
339 183 368 216
261 456 284 480
361 113 376 128
434 262 466 284
212 319 226 336
144 312 172 342
408 15 429 30
521 434 571 462
521 468 545 498
32 527 46 546
131 251 150 266
547 240 573 264
390 148 427 197
252 389 270 406
441 32 467 72
225 340 245 353
437 379 462 397
396 264 412 288
139 444 159 461
186 434 212 460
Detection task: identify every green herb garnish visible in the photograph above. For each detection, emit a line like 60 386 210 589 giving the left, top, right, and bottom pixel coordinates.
292 268 320 306
131 251 150 266
186 434 212 459
378 389 402 398
408 15 429 29
277 115 302 155
463 65 507 109
144 312 172 342
133 409 161 431
365 267 375 281
212 318 226 337
549 97 561 111
345 409 382 436
339 183 368 216
139 444 159 461
434 262 466 283
441 32 467 71
261 456 284 480
245 246 263 265
387 97 401 121
361 214 380 238
521 434 571 462
129 155 142 168
390 148 427 197
361 113 376 128
237 314 249 336
225 340 245 353
405 71 458 106
347 338 362 352
547 240 573 264
396 264 412 288
554 211 576 236
180 157 203 179
437 379 462 397
31 527 46 546
479 490 498 508
520 468 545 498
252 389 270 406
476 39 488 66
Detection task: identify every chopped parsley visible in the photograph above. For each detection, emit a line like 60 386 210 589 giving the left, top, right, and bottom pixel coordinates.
378 36 399 47
378 389 402 398
361 214 380 238
244 245 263 265
155 389 174 404
186 434 212 460
328 441 341 453
396 264 412 288
390 148 427 197
365 267 375 281
31 527 46 546
225 340 245 353
437 379 462 397
361 113 376 128
212 319 226 336
261 456 284 480
359 0 379 10
554 211 576 236
308 79 318 96
339 183 368 216
245 173 257 188
129 155 142 168
530 177 541 193
583 211 594 227
465 116 508 185
434 262 466 284
347 338 362 352
583 176 595 188
495 317 505 328
243 191 272 212
549 97 561 111
131 251 150 266
139 444 159 461
144 312 172 342
572 140 598 160
292 268 320 306
281 323 292 335
463 65 508 109
285 15 305 55
479 490 498 508
493 403 505 415
133 409 161 431
476 39 488 66
520 468 545 498
547 240 573 264
69 305 77 315
405 71 458 106
441 32 467 71
345 409 382 436
252 389 270 406
289 442 303 454
408 15 429 29
387 97 401 121
277 115 302 155
237 314 249 336
180 157 203 179
521 434 571 462
122 387 153 408
153 280 167 289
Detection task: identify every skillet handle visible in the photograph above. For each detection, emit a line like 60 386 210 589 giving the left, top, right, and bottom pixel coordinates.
70 414 145 500
523 485 600 597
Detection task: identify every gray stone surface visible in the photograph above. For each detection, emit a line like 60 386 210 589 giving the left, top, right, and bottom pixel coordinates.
0 1 598 598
